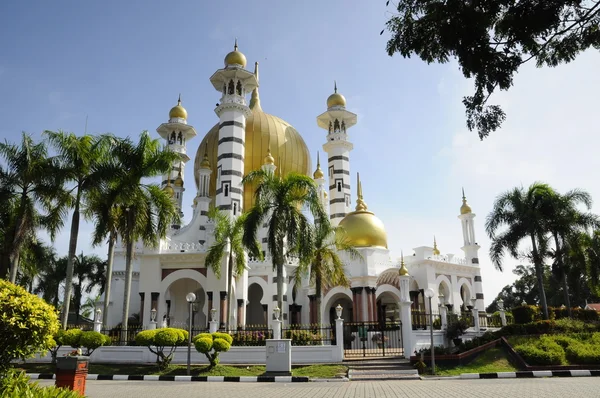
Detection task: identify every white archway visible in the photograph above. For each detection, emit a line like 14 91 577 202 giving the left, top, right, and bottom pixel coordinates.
159 269 208 328
321 286 353 325
435 275 453 306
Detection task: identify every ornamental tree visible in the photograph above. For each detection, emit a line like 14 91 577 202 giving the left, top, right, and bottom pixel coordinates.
0 279 59 375
135 328 187 369
383 0 600 139
194 332 232 369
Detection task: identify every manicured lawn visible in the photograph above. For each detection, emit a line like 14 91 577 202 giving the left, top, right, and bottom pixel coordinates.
433 348 518 376
14 363 347 378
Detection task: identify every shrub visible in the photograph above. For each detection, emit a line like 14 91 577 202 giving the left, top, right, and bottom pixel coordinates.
417 345 452 356
0 369 82 397
229 330 272 346
512 305 541 324
514 338 566 366
135 328 187 369
445 315 469 340
78 331 111 355
62 329 83 347
524 320 555 335
48 330 68 364
193 332 212 343
284 329 324 346
0 279 59 375
194 332 232 369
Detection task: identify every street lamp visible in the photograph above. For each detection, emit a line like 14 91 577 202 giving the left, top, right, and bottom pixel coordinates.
150 308 157 323
336 304 343 320
497 299 504 311
211 308 217 322
273 306 281 321
185 292 196 376
424 288 435 374
438 293 445 307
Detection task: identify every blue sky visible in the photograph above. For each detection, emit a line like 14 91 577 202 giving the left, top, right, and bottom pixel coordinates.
1 1 599 304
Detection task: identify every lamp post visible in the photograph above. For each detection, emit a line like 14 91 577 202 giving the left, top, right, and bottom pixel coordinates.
336 304 343 320
273 306 281 339
185 292 196 376
424 288 435 374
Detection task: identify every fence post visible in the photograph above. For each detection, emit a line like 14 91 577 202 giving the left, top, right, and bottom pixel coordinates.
499 309 507 326
471 299 480 335
93 309 102 333
209 320 219 333
439 305 448 330
272 319 282 340
399 272 414 358
335 317 344 362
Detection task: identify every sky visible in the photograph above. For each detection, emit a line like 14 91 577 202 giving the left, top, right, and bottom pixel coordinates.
1 1 599 305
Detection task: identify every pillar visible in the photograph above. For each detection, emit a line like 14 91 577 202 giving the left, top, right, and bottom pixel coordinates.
207 292 213 328
351 289 358 322
237 299 244 329
399 275 414 357
139 293 145 325
335 317 344 361
371 288 378 322
220 291 227 329
366 289 373 321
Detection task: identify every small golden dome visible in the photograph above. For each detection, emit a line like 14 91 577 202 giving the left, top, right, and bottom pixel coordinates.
338 173 388 249
169 95 187 120
264 148 275 165
324 191 328 198
224 39 247 68
313 152 324 179
399 254 409 276
460 188 472 214
433 236 440 255
327 81 346 108
174 168 184 187
163 184 175 197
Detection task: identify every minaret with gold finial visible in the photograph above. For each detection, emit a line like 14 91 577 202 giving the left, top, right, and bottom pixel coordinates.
209 40 258 217
458 188 483 310
433 236 441 256
312 152 328 214
195 144 213 216
317 81 357 226
262 146 276 174
156 94 197 228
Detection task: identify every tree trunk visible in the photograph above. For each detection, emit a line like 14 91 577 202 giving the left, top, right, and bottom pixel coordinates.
8 252 20 284
531 234 549 320
316 274 322 326
226 249 234 330
276 262 284 322
121 210 135 342
554 234 572 317
102 232 116 328
9 189 30 283
61 196 81 329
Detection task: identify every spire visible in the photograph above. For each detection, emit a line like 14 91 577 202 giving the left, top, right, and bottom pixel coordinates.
178 93 181 105
313 151 324 179
264 145 275 165
399 250 409 276
433 236 440 256
174 161 184 187
249 62 262 111
355 172 368 211
460 187 472 214
334 80 337 93
200 143 211 169
234 38 238 51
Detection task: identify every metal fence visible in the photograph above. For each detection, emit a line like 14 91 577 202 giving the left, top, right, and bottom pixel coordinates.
411 311 442 330
100 327 144 346
282 324 334 346
343 321 403 357
221 327 273 346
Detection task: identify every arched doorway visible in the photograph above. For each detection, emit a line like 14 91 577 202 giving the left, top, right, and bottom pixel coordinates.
165 278 206 329
376 291 399 323
247 283 267 326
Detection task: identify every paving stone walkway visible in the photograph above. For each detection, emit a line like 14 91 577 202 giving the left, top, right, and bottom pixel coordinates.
37 377 600 397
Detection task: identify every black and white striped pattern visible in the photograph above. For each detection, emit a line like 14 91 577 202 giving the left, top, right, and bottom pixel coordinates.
27 373 310 382
460 370 600 379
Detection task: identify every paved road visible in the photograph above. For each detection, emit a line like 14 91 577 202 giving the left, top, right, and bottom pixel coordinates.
37 378 600 397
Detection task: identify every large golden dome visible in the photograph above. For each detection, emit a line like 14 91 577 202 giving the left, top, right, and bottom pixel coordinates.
169 96 187 120
338 175 388 249
224 40 247 68
194 85 311 211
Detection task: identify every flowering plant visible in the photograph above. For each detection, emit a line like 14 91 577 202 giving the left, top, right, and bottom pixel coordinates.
65 348 82 357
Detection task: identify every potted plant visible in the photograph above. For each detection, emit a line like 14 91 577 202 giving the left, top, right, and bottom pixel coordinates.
446 316 468 346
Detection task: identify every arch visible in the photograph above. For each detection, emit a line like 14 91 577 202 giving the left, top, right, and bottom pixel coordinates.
435 274 453 305
457 277 474 311
376 268 401 289
375 284 400 303
376 289 400 322
228 80 234 95
236 80 242 95
321 286 353 324
247 276 269 305
160 269 209 328
247 283 266 326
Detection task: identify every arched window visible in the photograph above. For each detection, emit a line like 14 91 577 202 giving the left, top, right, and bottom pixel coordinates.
334 119 340 132
177 132 182 145
169 132 175 144
341 121 346 133
224 184 229 197
337 182 341 192
328 121 332 134
228 80 235 95
233 202 237 215
236 80 242 95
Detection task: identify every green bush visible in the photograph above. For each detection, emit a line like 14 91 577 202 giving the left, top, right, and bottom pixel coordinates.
0 279 59 375
135 328 187 369
284 329 324 346
78 331 110 355
564 340 600 364
193 333 212 343
135 329 157 346
194 332 232 369
0 369 82 397
512 305 541 324
229 330 272 346
62 329 83 347
514 337 566 366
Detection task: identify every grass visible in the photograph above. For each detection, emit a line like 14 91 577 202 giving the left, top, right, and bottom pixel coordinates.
433 348 518 376
13 363 347 378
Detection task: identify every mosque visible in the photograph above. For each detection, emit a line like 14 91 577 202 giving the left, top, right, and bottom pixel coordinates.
104 43 486 331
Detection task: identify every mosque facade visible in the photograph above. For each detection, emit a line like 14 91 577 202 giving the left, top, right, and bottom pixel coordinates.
104 43 486 332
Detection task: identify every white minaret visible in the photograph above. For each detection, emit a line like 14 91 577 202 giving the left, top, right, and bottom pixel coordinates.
156 95 197 228
312 152 328 216
195 146 212 215
209 41 258 217
317 82 357 226
458 189 484 310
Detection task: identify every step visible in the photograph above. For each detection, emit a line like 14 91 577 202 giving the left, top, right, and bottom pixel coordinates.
349 374 421 381
347 365 415 371
349 369 418 376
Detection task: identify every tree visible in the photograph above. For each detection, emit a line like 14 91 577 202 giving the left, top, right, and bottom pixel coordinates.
205 207 261 329
382 0 600 139
294 220 358 326
486 182 557 319
242 169 326 318
71 252 106 323
45 130 114 329
34 250 66 308
544 189 599 316
0 133 65 282
109 132 180 335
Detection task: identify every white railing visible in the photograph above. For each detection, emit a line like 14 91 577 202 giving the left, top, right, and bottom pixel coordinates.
160 241 206 253
429 254 467 266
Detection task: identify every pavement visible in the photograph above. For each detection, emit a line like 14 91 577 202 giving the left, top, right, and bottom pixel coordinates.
36 378 600 397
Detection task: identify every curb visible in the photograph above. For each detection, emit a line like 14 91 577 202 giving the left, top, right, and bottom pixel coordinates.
460 370 600 379
28 373 310 383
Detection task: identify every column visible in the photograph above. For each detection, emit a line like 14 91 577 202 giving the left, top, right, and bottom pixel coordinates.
139 292 145 325
237 299 244 329
371 288 378 323
399 275 414 357
351 289 358 322
356 287 364 321
220 292 227 329
207 292 213 328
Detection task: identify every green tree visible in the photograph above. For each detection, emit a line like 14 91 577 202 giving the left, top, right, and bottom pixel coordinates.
294 220 359 326
486 182 557 319
382 0 600 139
0 133 65 282
45 130 115 329
34 250 65 308
242 169 326 316
109 132 180 334
205 207 261 329
71 252 106 323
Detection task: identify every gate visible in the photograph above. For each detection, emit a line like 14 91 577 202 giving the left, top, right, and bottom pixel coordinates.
343 321 403 357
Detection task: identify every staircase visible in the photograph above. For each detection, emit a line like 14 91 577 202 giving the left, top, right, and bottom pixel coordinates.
344 357 420 381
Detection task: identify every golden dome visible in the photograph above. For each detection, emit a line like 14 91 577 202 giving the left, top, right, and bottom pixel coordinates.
264 148 275 165
174 168 184 187
169 95 187 120
433 236 440 255
200 153 211 169
163 184 175 197
327 81 346 108
460 188 472 214
399 253 409 276
313 151 324 179
338 173 388 249
194 85 311 212
224 39 247 68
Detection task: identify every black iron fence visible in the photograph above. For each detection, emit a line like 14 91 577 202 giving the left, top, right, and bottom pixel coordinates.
100 327 144 346
221 327 273 346
343 321 403 357
282 324 334 346
411 311 442 330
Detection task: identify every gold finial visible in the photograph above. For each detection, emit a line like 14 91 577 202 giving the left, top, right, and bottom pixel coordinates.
178 93 181 105
433 236 440 255
460 187 472 214
234 38 238 51
174 161 184 187
313 151 324 179
249 62 262 111
355 172 368 211
399 251 409 276
163 168 175 197
200 143 211 169
264 146 275 165
334 80 337 93
254 61 259 84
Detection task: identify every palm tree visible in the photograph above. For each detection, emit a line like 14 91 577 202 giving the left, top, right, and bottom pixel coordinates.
16 239 56 293
34 250 65 308
45 130 115 328
294 220 359 326
486 182 557 319
242 169 326 318
71 252 106 324
544 189 599 316
0 133 65 282
205 207 261 329
109 132 180 334
81 294 102 320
